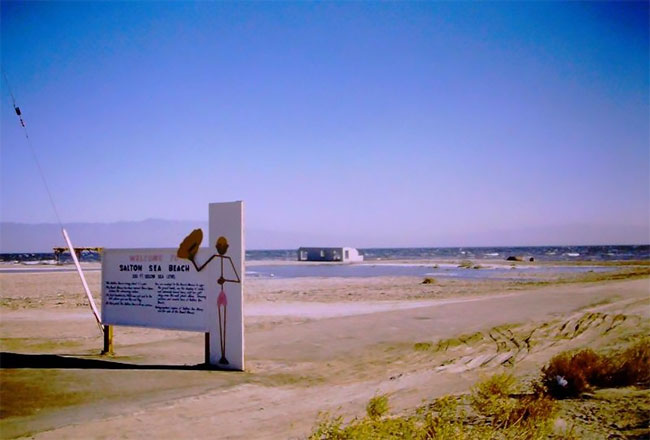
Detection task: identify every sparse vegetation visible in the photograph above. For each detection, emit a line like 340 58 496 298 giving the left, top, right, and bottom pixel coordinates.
311 340 650 439
516 266 650 288
310 374 557 439
421 277 436 284
413 342 433 351
420 332 487 353
584 296 620 308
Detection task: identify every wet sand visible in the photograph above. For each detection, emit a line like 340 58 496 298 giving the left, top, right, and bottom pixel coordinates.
0 264 648 439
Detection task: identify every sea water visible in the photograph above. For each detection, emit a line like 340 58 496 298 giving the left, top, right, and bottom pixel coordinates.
246 262 616 281
1 245 647 264
2 245 646 280
247 245 649 262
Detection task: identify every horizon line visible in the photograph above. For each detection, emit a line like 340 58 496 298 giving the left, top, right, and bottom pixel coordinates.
1 243 649 254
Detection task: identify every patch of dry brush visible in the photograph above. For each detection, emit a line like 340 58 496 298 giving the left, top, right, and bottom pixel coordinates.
540 339 650 399
310 340 650 439
310 373 557 439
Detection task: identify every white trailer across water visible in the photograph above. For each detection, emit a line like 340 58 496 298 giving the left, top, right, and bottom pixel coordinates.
297 247 364 263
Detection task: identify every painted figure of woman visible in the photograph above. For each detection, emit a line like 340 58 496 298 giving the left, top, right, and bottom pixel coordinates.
177 229 240 365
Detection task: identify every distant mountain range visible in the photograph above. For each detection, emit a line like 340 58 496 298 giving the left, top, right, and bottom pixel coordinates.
1 220 647 252
0 220 352 252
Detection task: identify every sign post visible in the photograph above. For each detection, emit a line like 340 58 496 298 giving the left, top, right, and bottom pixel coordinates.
101 325 113 355
101 201 244 370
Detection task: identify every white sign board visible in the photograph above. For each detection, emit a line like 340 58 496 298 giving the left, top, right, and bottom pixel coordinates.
101 201 244 370
101 248 212 331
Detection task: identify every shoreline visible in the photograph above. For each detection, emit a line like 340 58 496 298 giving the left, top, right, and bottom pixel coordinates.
2 256 648 266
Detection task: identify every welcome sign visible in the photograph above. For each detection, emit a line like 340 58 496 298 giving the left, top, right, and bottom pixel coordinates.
101 201 245 370
101 248 212 331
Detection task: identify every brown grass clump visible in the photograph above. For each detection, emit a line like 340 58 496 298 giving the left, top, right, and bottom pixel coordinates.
539 340 650 398
540 349 608 398
421 277 436 284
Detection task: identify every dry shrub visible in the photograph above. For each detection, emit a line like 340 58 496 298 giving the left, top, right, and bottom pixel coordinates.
613 339 650 387
366 394 389 419
471 373 556 429
422 277 436 284
540 349 612 398
540 341 650 398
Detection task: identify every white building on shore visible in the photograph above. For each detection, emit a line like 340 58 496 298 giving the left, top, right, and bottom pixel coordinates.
297 247 364 263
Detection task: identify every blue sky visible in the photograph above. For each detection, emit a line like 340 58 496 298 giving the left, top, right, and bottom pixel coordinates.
1 2 648 247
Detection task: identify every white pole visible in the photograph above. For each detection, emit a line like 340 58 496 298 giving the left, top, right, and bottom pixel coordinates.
61 228 103 332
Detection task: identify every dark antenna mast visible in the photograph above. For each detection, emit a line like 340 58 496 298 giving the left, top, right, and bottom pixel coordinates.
2 69 102 331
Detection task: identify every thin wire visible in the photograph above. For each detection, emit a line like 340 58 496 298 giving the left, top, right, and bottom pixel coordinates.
2 69 18 107
2 70 64 227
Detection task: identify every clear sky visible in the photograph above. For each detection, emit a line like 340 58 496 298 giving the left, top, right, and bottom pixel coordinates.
1 1 648 247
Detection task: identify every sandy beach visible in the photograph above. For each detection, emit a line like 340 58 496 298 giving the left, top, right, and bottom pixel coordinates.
1 262 649 439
